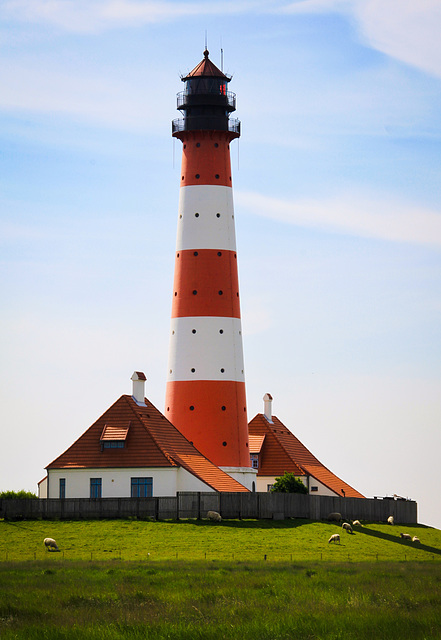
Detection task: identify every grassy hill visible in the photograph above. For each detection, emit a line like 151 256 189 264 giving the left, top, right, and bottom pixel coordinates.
1 519 440 639
1 518 440 562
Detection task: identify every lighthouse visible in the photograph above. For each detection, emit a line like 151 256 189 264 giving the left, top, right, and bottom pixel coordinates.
166 49 255 489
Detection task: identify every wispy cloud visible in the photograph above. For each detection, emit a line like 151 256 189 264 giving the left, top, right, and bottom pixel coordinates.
0 58 163 130
281 0 441 78
236 189 441 247
1 0 258 33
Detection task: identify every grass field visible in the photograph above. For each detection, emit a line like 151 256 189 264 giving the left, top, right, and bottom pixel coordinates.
0 518 440 563
1 519 440 639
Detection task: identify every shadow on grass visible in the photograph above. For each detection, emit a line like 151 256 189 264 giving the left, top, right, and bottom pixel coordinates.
166 518 316 530
356 525 441 557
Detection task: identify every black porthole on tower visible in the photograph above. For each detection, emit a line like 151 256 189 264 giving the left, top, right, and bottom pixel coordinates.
167 407 169 411
195 212 199 217
177 253 180 258
218 290 223 295
195 174 200 179
215 174 220 179
219 329 224 334
221 406 226 411
222 441 227 446
193 290 198 295
194 251 198 256
174 292 177 296
192 329 196 334
220 368 225 373
216 213 220 218
196 142 200 147
179 214 182 219
190 406 194 411
183 144 186 149
191 368 195 373
181 176 184 180
217 251 222 256
214 143 219 148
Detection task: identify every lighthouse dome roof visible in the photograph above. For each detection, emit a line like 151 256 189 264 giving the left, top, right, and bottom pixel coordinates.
182 49 231 81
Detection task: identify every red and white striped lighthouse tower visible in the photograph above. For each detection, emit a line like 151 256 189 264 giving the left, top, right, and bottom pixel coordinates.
166 50 254 489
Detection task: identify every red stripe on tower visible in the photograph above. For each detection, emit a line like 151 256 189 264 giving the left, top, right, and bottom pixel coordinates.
166 50 254 488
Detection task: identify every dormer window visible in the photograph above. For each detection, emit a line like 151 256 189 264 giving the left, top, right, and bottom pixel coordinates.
250 454 259 469
103 441 124 449
100 423 130 451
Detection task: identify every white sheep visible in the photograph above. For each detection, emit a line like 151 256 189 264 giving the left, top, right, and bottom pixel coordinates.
387 516 394 525
412 536 420 543
352 520 362 527
44 537 60 552
342 522 353 534
327 512 342 522
400 533 411 540
207 510 222 522
328 533 340 544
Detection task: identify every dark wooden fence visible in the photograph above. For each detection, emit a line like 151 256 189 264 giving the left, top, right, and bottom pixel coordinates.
0 493 417 523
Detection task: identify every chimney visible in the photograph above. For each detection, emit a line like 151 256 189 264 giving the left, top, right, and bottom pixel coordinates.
131 371 146 405
263 393 273 423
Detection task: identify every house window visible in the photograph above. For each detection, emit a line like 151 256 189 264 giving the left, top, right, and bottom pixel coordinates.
267 484 274 492
90 478 102 498
311 486 318 492
103 441 124 449
59 478 65 499
250 454 259 469
131 477 153 498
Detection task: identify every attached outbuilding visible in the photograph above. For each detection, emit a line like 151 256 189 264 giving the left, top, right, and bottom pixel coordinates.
248 394 364 498
42 372 249 499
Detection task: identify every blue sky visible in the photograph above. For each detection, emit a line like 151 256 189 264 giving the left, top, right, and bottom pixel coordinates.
1 0 440 528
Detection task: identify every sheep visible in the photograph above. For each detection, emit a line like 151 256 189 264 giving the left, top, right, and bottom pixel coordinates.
387 516 394 525
207 510 222 523
328 533 340 544
342 522 353 534
400 533 412 540
412 536 420 543
44 537 60 552
352 520 362 527
326 512 342 522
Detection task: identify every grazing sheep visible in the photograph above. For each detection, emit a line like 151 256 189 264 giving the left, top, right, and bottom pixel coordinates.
400 533 412 540
352 520 362 527
327 512 342 522
328 533 340 544
387 516 394 525
342 522 353 534
44 537 60 552
207 510 222 523
412 536 420 543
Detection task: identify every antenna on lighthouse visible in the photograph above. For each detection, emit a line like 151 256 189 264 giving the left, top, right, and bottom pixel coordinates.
220 36 224 71
205 30 208 51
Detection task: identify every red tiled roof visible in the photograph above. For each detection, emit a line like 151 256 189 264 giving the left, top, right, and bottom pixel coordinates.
47 395 248 493
248 413 364 498
184 50 229 80
249 435 265 454
100 424 129 441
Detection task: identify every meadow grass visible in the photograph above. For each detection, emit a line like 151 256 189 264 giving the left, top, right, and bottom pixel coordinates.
1 559 440 638
1 519 440 638
0 518 440 562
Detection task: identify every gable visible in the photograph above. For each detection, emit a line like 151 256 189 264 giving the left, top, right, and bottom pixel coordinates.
249 413 364 498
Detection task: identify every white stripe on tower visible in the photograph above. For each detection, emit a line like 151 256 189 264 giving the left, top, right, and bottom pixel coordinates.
166 50 250 471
